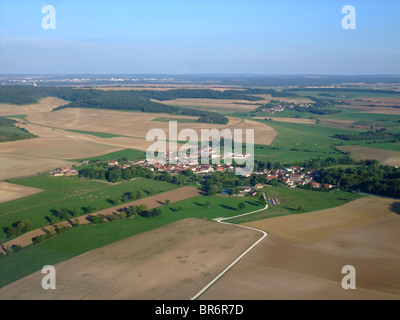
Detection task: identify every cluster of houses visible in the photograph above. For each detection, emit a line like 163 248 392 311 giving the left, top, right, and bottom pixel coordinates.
265 167 335 189
260 102 312 114
72 155 335 190
51 166 79 177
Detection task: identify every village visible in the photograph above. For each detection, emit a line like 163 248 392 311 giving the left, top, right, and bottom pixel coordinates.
258 101 312 114
51 146 335 194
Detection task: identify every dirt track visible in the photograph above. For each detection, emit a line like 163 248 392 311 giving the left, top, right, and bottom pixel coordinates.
0 182 42 204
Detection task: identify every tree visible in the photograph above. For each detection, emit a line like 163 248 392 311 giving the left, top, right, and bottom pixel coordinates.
122 169 132 181
238 202 246 212
58 207 70 220
205 200 211 209
297 205 303 212
148 208 162 218
178 206 183 214
165 199 170 205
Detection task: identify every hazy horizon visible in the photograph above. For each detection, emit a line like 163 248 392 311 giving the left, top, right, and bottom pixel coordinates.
1 0 399 75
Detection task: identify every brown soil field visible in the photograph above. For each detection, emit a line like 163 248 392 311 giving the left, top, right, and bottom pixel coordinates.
0 97 68 116
339 145 400 166
243 197 397 243
0 154 74 181
200 197 400 300
0 182 42 204
0 218 261 300
0 186 202 251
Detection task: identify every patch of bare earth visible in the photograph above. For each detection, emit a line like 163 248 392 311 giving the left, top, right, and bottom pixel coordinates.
200 197 400 300
339 145 400 166
0 218 261 300
0 182 42 204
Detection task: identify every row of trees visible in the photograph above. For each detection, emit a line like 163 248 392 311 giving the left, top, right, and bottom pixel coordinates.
333 128 400 141
3 220 32 238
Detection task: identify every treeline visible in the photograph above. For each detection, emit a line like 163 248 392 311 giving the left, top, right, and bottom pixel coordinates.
80 163 201 185
333 128 400 141
236 88 299 98
320 162 400 198
0 86 232 124
134 89 264 101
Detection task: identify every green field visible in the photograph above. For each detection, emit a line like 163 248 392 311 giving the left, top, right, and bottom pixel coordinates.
229 185 364 224
0 117 36 142
151 117 198 123
252 120 361 163
65 129 126 138
0 175 178 241
72 148 146 163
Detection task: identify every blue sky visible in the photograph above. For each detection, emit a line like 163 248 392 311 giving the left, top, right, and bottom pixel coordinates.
0 0 399 74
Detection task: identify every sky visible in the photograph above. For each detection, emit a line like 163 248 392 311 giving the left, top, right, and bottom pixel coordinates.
0 0 399 75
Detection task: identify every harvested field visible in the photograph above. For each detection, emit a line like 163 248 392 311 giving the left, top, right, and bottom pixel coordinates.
0 218 261 300
0 105 276 179
0 186 202 251
339 145 400 166
27 109 277 146
200 197 400 300
157 98 260 112
243 197 396 243
0 154 73 181
0 97 67 116
0 182 42 204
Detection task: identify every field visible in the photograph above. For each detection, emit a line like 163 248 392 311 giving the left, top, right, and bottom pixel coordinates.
243 197 396 243
26 108 276 146
0 182 42 204
200 197 400 300
0 175 179 241
0 218 261 299
252 120 361 163
1 186 201 250
1 85 400 300
229 185 363 224
339 145 400 166
0 97 68 116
